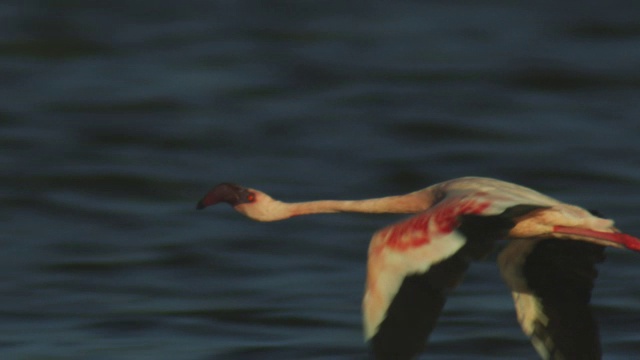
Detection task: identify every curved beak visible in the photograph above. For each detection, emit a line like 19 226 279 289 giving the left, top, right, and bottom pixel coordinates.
196 183 244 210
196 199 207 210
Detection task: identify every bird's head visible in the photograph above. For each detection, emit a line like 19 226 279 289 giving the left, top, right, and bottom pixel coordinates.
196 183 282 221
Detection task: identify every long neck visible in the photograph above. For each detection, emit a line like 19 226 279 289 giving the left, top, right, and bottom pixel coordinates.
266 190 437 221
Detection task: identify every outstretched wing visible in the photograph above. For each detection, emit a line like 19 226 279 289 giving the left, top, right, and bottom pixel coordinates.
369 242 470 360
499 238 605 360
364 193 545 360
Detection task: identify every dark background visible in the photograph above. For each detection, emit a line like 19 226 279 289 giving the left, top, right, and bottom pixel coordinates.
2 1 640 359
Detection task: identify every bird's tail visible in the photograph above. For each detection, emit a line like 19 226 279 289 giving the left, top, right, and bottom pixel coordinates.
553 226 640 252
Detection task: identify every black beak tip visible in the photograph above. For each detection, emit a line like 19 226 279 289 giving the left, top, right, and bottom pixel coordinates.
196 200 206 210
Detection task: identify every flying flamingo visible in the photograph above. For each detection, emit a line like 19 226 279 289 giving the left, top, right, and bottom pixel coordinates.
196 177 640 360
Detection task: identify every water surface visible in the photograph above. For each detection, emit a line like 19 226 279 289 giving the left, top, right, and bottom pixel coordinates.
2 1 640 359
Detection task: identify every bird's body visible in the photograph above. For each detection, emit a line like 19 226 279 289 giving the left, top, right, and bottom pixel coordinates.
197 177 640 360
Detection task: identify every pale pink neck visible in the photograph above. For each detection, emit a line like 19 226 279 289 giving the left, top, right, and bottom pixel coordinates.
279 191 435 219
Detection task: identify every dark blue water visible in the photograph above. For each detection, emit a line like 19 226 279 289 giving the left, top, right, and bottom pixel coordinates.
2 1 640 359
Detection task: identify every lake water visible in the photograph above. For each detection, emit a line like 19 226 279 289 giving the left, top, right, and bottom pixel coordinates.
2 1 640 359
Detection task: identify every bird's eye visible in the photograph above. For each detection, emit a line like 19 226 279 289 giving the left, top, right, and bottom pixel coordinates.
247 193 256 202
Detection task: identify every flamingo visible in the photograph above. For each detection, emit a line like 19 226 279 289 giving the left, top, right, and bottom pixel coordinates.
196 177 640 360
